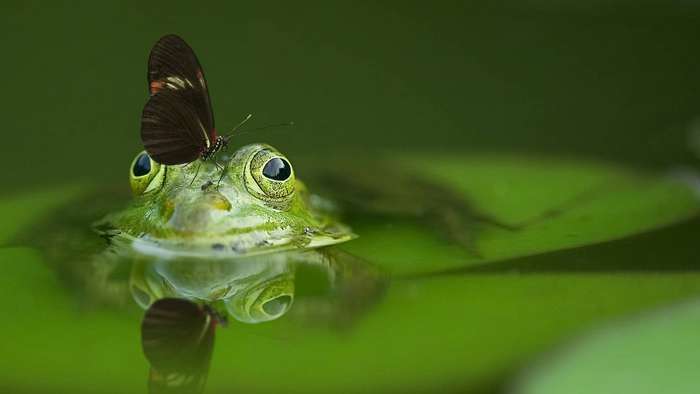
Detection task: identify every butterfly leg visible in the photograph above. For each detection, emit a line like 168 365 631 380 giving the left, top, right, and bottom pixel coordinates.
188 161 202 187
214 159 230 188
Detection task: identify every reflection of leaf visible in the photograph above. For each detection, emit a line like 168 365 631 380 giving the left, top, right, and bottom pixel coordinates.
514 299 700 394
342 154 700 275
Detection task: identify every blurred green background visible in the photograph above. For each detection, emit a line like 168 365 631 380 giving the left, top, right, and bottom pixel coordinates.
2 1 700 394
3 1 700 191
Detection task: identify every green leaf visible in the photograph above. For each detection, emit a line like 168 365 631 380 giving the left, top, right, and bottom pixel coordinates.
343 154 700 275
515 298 700 394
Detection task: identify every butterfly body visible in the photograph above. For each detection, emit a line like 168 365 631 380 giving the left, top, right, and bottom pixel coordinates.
201 135 226 161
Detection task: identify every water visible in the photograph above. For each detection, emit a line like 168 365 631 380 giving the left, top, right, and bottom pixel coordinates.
2 2 700 393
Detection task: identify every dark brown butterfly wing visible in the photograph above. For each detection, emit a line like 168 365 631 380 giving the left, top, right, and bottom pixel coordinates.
148 34 215 140
142 298 216 394
141 89 210 165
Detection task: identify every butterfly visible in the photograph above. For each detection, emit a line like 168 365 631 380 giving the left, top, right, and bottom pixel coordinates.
141 35 228 166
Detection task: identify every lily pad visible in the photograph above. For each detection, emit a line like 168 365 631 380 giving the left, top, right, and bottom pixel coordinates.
342 154 700 275
514 298 700 394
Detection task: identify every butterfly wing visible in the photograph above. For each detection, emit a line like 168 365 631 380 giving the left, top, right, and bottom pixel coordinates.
148 34 215 141
141 89 210 165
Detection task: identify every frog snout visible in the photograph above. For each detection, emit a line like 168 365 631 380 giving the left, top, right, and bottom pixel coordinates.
167 192 231 232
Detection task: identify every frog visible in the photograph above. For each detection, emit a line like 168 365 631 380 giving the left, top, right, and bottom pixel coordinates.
105 143 355 258
81 143 387 326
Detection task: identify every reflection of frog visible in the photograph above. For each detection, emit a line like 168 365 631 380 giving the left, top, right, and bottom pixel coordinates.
130 254 297 324
129 248 383 325
131 247 385 394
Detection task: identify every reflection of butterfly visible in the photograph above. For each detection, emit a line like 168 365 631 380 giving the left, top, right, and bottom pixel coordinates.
141 298 219 394
141 35 225 166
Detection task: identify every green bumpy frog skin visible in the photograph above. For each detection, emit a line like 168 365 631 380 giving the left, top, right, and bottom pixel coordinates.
100 143 355 259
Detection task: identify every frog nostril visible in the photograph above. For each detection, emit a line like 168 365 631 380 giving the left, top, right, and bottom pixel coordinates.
205 192 231 211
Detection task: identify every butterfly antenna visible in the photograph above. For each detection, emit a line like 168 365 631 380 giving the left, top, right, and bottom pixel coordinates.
223 113 253 142
243 121 295 133
249 121 294 131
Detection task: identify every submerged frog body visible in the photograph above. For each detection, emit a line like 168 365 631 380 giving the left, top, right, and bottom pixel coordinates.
100 143 354 259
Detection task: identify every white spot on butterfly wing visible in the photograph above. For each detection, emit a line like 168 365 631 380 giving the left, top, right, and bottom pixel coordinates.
165 76 194 90
197 119 211 148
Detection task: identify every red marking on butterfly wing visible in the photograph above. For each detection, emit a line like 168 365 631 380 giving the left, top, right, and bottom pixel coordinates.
149 81 164 95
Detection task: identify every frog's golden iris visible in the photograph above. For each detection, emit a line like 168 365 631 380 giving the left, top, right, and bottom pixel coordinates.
245 147 296 206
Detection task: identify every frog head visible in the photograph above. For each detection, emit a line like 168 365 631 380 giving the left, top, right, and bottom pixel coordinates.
106 143 353 258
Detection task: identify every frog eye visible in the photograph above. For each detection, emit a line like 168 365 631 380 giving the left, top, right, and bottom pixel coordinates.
129 151 165 195
245 148 296 206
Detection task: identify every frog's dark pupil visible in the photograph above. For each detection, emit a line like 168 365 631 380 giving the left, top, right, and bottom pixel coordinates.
133 153 151 177
262 157 291 181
